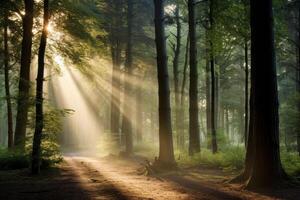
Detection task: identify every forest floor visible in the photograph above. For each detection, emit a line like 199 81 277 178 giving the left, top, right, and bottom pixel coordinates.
0 154 299 200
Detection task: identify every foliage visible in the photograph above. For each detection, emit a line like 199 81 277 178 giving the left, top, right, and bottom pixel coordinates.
25 105 70 168
176 147 245 171
281 150 300 176
0 149 28 170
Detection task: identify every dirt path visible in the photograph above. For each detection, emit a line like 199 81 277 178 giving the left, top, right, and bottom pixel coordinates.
0 155 299 200
62 155 299 200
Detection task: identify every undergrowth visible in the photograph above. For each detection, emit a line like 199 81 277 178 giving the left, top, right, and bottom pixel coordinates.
176 147 245 171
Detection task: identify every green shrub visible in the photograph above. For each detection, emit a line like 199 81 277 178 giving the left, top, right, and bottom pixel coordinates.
176 147 245 171
281 150 300 176
0 150 29 170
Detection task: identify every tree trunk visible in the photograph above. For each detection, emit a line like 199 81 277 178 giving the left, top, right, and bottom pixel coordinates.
244 41 249 147
210 50 217 154
123 0 134 155
14 0 34 149
209 0 218 154
31 0 49 175
205 48 211 145
188 0 200 156
237 0 288 188
215 73 219 130
239 96 245 143
153 0 176 167
3 12 14 148
172 3 182 150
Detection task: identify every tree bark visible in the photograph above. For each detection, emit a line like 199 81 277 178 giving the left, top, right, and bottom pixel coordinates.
3 11 14 148
14 0 34 149
153 0 176 167
31 0 49 175
188 0 200 156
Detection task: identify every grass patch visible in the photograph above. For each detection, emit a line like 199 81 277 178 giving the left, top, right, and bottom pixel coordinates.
176 147 245 171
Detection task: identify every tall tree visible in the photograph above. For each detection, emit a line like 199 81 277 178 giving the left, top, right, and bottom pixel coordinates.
14 0 34 149
153 0 176 167
31 0 50 175
188 0 201 156
3 10 14 148
233 0 288 188
123 0 134 155
209 0 218 154
244 40 249 146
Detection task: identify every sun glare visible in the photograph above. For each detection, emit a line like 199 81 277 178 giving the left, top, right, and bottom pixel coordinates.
164 4 176 15
54 54 65 66
46 22 54 33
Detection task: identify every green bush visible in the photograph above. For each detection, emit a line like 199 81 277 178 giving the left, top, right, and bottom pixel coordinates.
281 150 300 176
0 150 29 170
176 147 245 171
176 147 300 175
0 148 62 170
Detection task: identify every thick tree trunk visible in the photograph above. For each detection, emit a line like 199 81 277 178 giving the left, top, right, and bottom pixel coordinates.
153 0 176 167
172 3 182 149
3 12 14 148
235 0 288 188
123 0 134 155
188 0 200 156
14 0 34 149
31 0 49 175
